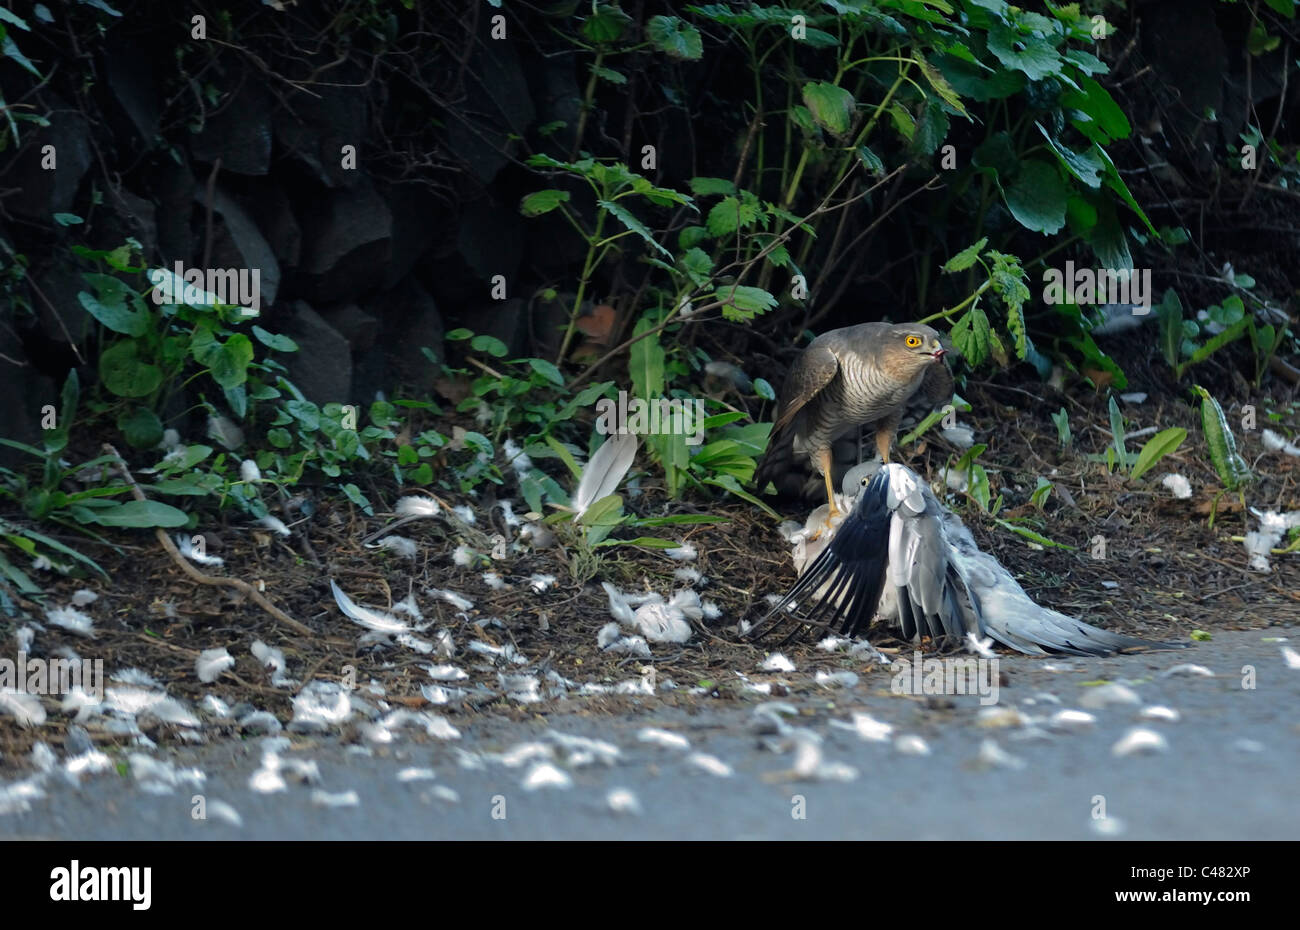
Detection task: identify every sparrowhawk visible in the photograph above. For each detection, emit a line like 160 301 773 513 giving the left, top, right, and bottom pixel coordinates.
754 321 953 517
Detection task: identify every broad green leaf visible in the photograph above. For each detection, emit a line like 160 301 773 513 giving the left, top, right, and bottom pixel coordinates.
99 341 162 397
520 189 570 217
646 15 703 60
79 274 148 336
1003 160 1067 234
81 500 189 528
801 81 856 136
1130 427 1187 482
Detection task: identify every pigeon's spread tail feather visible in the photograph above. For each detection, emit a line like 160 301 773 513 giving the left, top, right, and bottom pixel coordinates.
752 463 1182 657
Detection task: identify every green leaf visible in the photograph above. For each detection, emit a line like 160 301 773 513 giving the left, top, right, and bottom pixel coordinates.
469 334 508 357
117 407 163 448
942 237 987 273
590 64 627 84
993 518 1076 549
1130 427 1188 482
53 212 83 226
711 285 776 321
252 325 298 352
598 200 671 257
916 55 968 117
202 332 254 389
2 35 41 77
646 14 703 60
1002 160 1068 234
628 315 665 398
81 500 189 528
79 274 148 336
705 195 759 237
520 189 571 217
986 24 1061 80
99 341 162 398
544 435 584 482
680 247 713 287
342 483 373 515
527 358 565 386
1157 289 1184 371
950 305 992 366
1064 76 1131 142
856 146 885 176
582 5 632 43
1037 124 1104 188
801 81 856 136
689 176 736 196
1108 395 1128 466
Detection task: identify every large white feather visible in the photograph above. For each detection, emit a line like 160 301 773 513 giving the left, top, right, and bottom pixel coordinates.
572 432 639 519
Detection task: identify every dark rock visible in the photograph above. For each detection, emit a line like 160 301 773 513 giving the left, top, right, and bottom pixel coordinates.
0 329 59 469
274 73 368 189
148 159 197 264
103 28 162 143
278 301 352 406
456 194 523 285
4 92 93 224
382 181 440 289
197 188 281 310
319 303 379 352
292 180 392 302
446 38 535 185
98 187 158 260
190 79 274 176
359 278 444 397
242 182 301 270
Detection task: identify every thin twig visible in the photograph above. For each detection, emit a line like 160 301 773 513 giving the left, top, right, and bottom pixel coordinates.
103 444 312 636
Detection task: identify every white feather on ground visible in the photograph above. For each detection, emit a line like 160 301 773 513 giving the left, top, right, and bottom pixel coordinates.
572 432 639 519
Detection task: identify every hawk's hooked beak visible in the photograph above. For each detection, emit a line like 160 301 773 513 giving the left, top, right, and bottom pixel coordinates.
929 343 946 360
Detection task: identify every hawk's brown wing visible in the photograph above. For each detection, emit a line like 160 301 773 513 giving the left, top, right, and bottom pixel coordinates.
770 340 840 438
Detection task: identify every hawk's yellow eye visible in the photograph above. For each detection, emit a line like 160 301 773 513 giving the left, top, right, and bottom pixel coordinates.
905 335 922 348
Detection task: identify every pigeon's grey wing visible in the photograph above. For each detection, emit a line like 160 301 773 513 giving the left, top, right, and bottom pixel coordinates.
887 496 974 644
943 517 1179 656
751 469 892 639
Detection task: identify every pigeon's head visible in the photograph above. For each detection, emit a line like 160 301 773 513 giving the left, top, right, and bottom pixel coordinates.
887 322 947 371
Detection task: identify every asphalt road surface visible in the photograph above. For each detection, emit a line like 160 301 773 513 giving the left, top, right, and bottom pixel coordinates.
3 628 1297 840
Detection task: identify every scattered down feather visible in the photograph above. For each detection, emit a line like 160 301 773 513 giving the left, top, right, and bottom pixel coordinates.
753 462 1179 657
